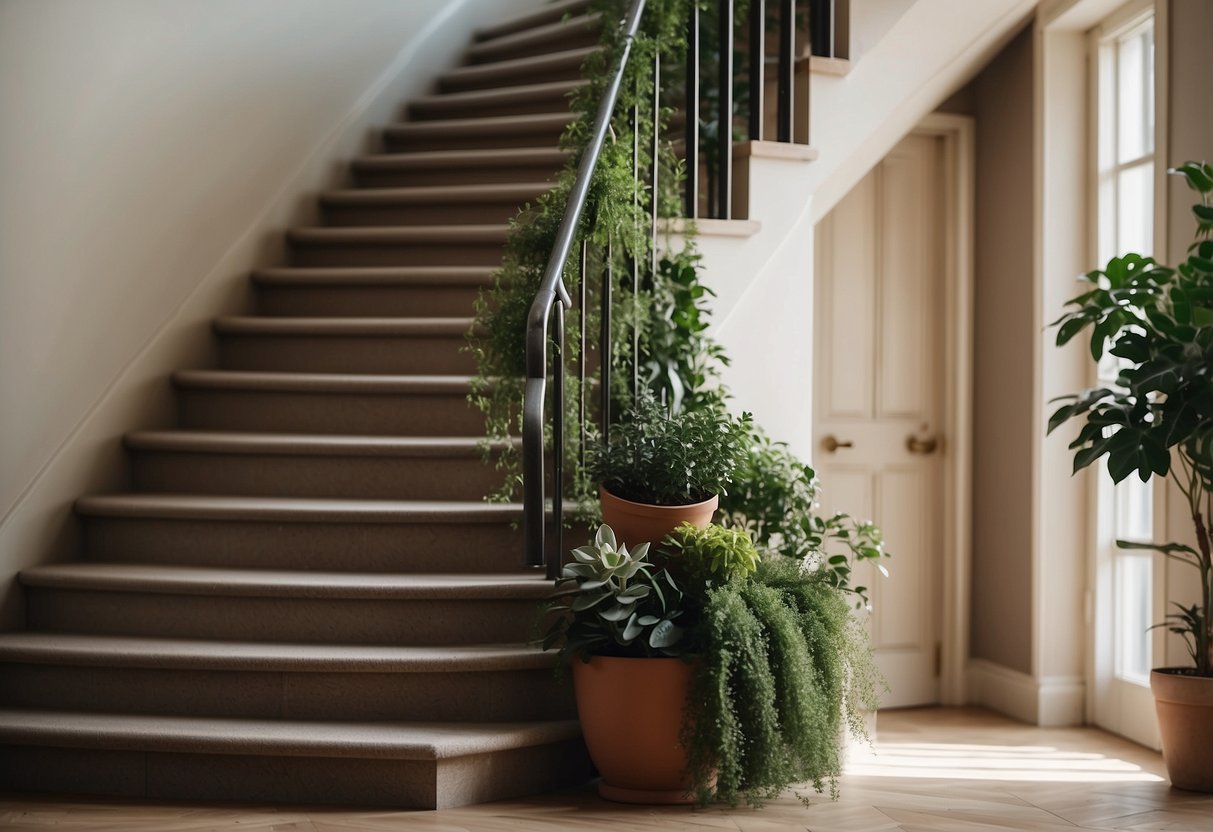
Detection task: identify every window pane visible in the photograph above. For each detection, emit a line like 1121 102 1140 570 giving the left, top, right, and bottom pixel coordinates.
1115 473 1153 541
1115 554 1152 683
1116 162 1152 257
1116 30 1145 162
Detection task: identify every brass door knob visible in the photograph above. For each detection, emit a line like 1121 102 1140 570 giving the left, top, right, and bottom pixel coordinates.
906 434 940 454
822 435 854 453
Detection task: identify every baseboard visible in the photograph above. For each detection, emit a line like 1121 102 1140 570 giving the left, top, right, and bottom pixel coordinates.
967 659 1085 726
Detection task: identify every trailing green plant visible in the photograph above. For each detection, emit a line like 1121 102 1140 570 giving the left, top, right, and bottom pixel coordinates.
682 556 883 806
659 521 759 588
719 430 889 607
1049 162 1213 677
588 393 753 505
543 524 686 659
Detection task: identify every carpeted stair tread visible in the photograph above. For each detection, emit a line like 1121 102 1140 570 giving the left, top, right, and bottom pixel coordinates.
172 369 480 394
74 493 521 523
474 0 591 42
19 563 555 600
319 183 550 207
124 431 512 457
439 46 597 91
0 632 550 673
251 266 495 287
286 225 508 245
382 112 572 143
352 146 567 171
212 316 475 336
466 14 600 64
410 79 587 114
0 709 581 760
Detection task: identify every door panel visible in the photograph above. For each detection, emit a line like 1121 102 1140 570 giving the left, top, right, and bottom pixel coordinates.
814 132 945 709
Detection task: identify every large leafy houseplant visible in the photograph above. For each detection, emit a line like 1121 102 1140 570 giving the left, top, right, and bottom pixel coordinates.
1049 162 1213 677
1049 162 1213 792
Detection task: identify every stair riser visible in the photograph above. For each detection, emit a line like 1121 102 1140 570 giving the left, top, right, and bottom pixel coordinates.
178 387 485 436
256 284 483 318
468 24 599 65
409 95 573 121
0 741 592 809
217 334 475 374
476 0 592 42
26 588 547 645
288 241 504 268
81 516 573 573
129 450 505 501
321 201 523 227
383 127 567 152
1 664 573 722
353 163 560 188
438 62 586 94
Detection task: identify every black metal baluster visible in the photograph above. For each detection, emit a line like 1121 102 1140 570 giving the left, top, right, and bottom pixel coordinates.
578 239 588 468
685 6 699 218
749 0 765 141
550 301 565 580
600 239 612 440
717 0 733 219
631 101 640 401
651 51 660 280
777 0 795 142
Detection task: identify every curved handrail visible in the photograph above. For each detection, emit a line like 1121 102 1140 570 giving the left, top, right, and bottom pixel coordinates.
523 0 647 576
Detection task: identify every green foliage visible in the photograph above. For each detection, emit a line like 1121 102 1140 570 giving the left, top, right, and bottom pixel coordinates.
1049 162 1213 676
588 394 753 505
543 524 686 659
719 429 890 608
682 556 884 806
659 521 759 588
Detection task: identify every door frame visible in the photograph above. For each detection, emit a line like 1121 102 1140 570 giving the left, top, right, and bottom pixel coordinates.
909 112 976 705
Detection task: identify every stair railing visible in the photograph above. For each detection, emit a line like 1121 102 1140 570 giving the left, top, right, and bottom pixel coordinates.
524 0 827 575
524 0 647 577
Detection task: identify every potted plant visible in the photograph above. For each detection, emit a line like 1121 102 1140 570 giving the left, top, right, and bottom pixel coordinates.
543 520 883 805
587 394 752 546
1049 161 1213 792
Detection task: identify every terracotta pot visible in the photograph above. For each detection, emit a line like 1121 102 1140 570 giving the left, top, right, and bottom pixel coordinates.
598 486 717 548
1151 668 1213 792
572 655 697 803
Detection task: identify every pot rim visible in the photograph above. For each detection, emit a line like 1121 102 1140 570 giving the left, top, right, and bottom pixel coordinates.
599 484 719 512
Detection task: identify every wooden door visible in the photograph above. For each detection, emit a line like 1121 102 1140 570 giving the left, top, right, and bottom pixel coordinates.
813 132 946 708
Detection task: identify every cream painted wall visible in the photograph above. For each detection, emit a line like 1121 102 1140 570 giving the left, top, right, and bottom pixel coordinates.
0 0 537 627
965 25 1037 676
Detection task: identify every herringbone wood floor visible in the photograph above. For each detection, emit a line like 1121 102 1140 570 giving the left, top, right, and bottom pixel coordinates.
3 707 1210 831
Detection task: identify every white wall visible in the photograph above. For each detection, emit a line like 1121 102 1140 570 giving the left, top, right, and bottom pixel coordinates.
0 0 537 627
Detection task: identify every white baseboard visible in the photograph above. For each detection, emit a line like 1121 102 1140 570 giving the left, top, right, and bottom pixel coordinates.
967 659 1085 726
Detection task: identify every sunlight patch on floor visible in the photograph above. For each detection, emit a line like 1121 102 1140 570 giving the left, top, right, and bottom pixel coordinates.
846 740 1166 783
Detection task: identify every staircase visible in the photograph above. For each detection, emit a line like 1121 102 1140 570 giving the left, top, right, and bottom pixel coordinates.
0 0 600 809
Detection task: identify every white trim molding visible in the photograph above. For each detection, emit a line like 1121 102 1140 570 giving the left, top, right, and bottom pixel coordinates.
968 660 1086 726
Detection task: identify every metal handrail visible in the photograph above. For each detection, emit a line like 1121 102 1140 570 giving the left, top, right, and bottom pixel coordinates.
523 0 647 576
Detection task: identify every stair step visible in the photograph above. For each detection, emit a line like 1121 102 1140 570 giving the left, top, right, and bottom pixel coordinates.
252 266 494 317
410 79 586 120
352 147 568 187
0 710 589 808
74 493 540 573
125 430 511 500
21 563 556 644
213 316 476 374
319 183 548 226
438 46 597 93
286 225 508 268
475 0 592 42
382 112 573 152
0 633 572 722
174 370 486 436
466 14 600 65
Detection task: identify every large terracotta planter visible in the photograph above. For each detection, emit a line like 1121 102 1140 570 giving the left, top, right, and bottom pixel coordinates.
572 655 697 803
599 486 717 548
1151 668 1213 792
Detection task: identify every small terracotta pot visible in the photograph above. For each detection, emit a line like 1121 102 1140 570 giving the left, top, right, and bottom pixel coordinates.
1151 668 1213 792
598 486 717 548
572 655 698 803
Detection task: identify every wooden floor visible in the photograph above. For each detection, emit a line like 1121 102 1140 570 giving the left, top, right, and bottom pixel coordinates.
3 707 1211 831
